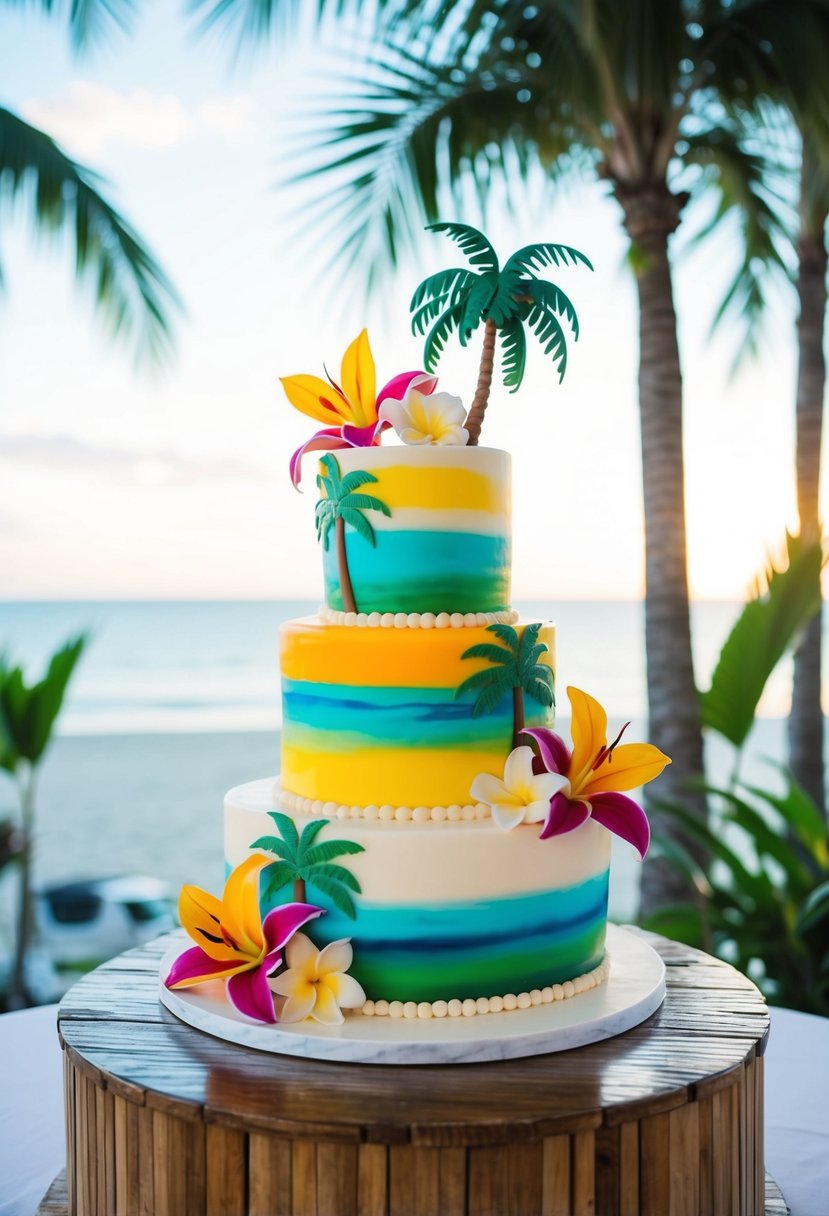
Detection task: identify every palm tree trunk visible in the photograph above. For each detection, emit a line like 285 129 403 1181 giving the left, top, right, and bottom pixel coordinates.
512 686 525 751
464 318 497 445
335 516 358 613
293 877 306 903
616 182 707 915
789 179 828 820
8 769 36 1010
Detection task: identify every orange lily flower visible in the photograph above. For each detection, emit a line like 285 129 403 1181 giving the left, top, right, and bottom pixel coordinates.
164 853 322 1023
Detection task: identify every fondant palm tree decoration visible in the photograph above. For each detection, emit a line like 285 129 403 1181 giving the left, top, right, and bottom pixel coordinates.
410 223 592 445
456 623 554 749
315 453 391 613
252 813 365 918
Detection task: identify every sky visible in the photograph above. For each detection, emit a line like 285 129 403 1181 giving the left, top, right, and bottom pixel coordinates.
0 3 812 602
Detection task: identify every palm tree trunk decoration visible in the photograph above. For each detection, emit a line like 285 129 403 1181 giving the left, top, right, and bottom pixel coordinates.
334 516 359 614
789 139 829 821
465 317 498 446
315 454 391 614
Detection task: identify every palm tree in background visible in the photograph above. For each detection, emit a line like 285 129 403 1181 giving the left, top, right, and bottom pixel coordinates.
195 0 829 909
1 2 177 363
411 222 592 443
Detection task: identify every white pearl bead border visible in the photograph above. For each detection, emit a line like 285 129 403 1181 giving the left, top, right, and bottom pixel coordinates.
359 958 610 1020
318 606 519 630
275 784 491 824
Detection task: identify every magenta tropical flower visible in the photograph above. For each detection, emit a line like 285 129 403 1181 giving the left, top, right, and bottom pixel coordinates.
164 853 323 1023
281 329 437 487
523 686 671 859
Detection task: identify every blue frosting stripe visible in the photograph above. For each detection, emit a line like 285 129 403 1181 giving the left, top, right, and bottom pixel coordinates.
282 679 550 748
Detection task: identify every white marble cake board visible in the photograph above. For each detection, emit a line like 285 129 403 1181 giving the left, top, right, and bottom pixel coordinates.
158 925 665 1065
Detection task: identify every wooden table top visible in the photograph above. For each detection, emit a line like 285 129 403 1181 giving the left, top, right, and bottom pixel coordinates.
57 928 769 1150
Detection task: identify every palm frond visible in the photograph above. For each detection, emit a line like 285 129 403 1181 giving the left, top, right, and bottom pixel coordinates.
525 675 555 707
471 680 512 717
338 492 391 516
340 469 379 495
427 221 498 272
261 861 297 902
522 299 568 382
504 243 594 277
296 817 329 860
249 834 294 862
459 274 497 344
318 454 342 493
410 266 475 313
302 839 364 866
485 623 519 651
266 810 299 853
423 299 464 372
308 873 358 918
340 507 376 546
16 0 137 50
517 622 542 668
0 107 178 365
500 316 527 391
306 862 361 892
523 279 581 339
459 642 514 666
454 666 513 700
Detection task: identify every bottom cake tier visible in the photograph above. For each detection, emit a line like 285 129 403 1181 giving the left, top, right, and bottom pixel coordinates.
224 779 611 1005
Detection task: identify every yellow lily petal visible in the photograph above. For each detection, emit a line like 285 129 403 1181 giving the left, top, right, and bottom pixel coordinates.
340 330 376 427
280 374 352 425
583 743 671 796
178 885 244 964
567 686 608 794
221 854 270 959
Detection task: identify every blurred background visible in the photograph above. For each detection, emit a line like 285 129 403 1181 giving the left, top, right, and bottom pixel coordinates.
2 0 828 1012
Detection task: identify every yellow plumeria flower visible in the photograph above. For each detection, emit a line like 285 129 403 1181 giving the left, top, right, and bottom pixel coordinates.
470 745 568 832
269 932 366 1024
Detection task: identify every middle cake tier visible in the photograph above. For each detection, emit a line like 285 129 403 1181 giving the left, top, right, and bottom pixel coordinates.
280 615 555 809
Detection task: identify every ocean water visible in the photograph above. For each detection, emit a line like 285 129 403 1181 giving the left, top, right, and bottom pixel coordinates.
0 598 797 734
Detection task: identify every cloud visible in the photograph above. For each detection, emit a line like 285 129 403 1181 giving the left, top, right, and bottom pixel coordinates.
22 82 255 158
1 433 270 487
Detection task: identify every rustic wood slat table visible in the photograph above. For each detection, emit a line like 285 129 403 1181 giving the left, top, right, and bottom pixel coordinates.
52 928 782 1215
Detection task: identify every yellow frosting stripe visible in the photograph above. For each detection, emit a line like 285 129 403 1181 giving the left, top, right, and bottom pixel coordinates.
367 464 504 513
281 619 554 688
282 744 506 807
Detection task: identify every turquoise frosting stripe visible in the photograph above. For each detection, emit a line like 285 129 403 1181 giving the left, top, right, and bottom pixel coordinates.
282 680 550 748
257 869 610 1001
323 529 510 613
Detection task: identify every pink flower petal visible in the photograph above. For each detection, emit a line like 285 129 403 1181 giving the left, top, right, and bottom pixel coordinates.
340 420 384 447
590 792 651 859
289 429 347 489
540 792 591 840
227 965 277 1023
376 370 437 407
164 946 245 989
262 903 324 954
522 727 572 776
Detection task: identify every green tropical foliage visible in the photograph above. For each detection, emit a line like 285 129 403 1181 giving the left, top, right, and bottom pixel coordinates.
700 533 824 752
410 221 591 400
456 622 553 748
645 775 829 1015
252 811 365 919
642 540 829 1014
0 634 87 1007
0 0 178 364
315 452 391 613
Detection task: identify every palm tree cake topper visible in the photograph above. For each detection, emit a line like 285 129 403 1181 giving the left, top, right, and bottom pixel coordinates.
410 223 593 444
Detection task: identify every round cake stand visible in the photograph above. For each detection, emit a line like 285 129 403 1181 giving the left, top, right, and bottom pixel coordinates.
55 929 780 1216
158 924 665 1064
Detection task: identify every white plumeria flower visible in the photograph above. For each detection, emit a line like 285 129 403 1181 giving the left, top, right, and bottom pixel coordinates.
378 386 469 446
269 933 366 1024
470 745 569 832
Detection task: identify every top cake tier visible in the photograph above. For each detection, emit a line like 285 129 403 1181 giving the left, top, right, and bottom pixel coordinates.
318 446 511 616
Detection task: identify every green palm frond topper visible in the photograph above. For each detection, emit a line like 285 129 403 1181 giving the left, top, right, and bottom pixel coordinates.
410 223 593 445
455 623 554 750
